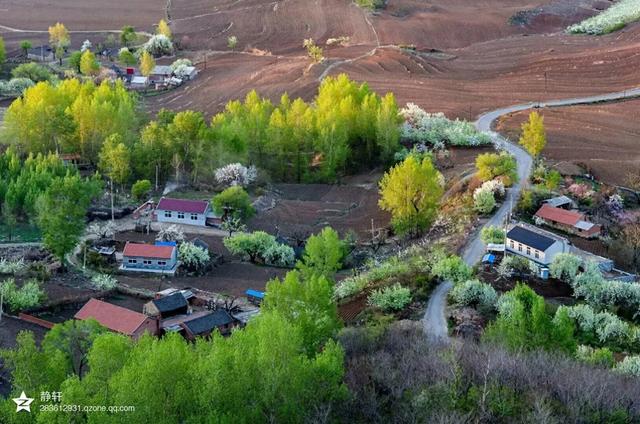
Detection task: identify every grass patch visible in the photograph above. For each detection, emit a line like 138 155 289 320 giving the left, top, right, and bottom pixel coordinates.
355 0 385 10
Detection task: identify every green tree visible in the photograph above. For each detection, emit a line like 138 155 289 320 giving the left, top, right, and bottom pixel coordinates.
550 253 582 283
296 227 345 281
120 25 137 47
223 231 276 263
48 22 70 65
19 40 32 57
43 319 105 378
519 111 546 157
36 173 99 265
378 155 443 237
139 50 155 77
475 152 518 186
0 37 6 65
99 134 131 220
212 186 255 221
134 119 172 189
131 179 152 201
118 47 137 66
68 50 82 73
156 19 172 38
303 38 324 63
375 93 402 163
474 189 496 214
79 49 100 76
227 35 238 50
264 271 341 355
480 225 505 244
167 111 209 183
11 62 52 82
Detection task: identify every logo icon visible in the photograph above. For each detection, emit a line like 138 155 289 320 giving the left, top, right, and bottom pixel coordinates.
13 391 34 413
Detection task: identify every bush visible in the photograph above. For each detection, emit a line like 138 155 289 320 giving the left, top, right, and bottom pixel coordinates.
451 279 498 312
481 225 505 244
131 179 152 201
264 243 295 267
334 275 369 300
575 345 615 368
214 163 257 188
156 224 185 243
367 283 412 312
212 186 255 221
432 255 473 283
473 188 496 214
11 62 53 82
91 273 117 290
497 255 531 279
550 253 582 283
0 278 45 312
475 152 518 186
0 78 35 97
178 242 210 272
615 355 640 377
118 47 136 66
0 258 26 274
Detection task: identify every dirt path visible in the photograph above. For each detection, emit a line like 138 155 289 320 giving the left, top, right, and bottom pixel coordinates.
422 86 640 342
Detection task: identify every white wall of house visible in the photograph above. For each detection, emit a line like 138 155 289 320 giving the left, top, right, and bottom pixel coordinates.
506 238 568 265
122 251 177 271
155 206 209 227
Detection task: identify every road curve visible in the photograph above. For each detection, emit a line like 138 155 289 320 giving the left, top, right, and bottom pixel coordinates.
423 87 640 342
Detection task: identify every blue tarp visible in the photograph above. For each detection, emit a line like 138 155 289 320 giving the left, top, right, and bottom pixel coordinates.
482 254 496 264
245 289 265 299
155 241 177 247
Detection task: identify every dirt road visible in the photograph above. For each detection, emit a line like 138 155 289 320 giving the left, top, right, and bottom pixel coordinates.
423 87 640 342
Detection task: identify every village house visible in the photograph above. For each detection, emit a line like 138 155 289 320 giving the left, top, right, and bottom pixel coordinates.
129 75 149 90
75 298 158 339
506 224 571 277
534 204 601 238
154 197 220 227
149 65 173 84
181 310 236 340
143 292 190 318
543 195 577 209
120 241 178 274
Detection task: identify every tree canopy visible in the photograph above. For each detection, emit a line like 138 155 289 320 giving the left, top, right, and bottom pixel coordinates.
519 111 546 157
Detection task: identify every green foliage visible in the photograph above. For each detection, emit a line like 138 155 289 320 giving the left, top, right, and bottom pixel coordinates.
550 253 582 282
484 284 576 354
367 283 412 311
475 151 518 186
227 35 238 50
615 354 640 376
36 173 101 263
131 179 152 201
79 50 100 76
98 133 130 185
378 155 443 236
11 62 53 82
518 111 546 157
223 231 289 266
212 186 255 221
473 188 496 214
480 225 505 244
68 50 82 72
0 278 45 312
178 242 210 272
118 47 137 66
575 345 615 368
432 255 473 284
264 271 340 354
355 0 385 10
296 227 345 281
4 79 139 163
120 25 137 47
263 243 295 267
450 279 497 313
90 273 117 290
19 40 32 56
303 38 324 63
0 37 5 65
567 0 640 35
497 255 531 279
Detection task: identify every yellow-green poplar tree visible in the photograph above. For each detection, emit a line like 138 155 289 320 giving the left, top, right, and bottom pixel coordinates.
519 111 546 157
139 50 155 77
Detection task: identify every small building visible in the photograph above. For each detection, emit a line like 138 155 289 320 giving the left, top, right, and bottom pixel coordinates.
130 76 149 89
543 195 576 209
149 65 173 83
506 224 570 267
181 66 198 80
245 289 265 305
154 197 213 227
143 292 189 318
75 298 158 339
27 45 55 62
534 204 601 238
120 242 178 274
181 310 236 340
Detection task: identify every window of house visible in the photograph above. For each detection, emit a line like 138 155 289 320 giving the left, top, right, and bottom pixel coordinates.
164 211 172 218
190 213 198 220
143 260 152 265
509 240 514 248
128 259 137 264
535 251 540 259
158 261 166 266
526 247 531 256
517 243 522 252
177 212 185 219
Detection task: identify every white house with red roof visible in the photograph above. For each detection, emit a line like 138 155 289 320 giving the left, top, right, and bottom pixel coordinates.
121 241 178 274
154 197 215 227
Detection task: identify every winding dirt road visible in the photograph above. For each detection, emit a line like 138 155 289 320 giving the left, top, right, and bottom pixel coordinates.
423 87 640 342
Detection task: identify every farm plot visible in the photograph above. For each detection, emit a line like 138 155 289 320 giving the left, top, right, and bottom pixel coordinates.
495 99 640 187
248 182 391 240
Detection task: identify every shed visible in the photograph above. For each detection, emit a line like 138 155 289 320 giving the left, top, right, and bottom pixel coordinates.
143 292 189 318
75 298 158 339
245 289 265 305
130 76 149 88
543 195 576 209
181 310 236 339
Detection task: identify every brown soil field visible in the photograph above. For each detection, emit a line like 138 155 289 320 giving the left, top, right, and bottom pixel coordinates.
496 99 640 186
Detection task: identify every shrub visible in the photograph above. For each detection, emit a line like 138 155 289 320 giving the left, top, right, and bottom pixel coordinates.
473 188 496 214
224 231 276 263
575 345 615 368
0 278 45 312
479 179 505 198
481 225 505 244
432 255 473 283
334 275 368 300
131 179 152 201
616 355 640 377
497 256 531 279
400 103 492 148
0 258 26 274
178 242 210 272
451 279 498 312
567 0 640 35
296 227 345 280
550 253 582 283
264 243 295 267
118 47 136 66
367 283 412 312
156 224 185 243
0 78 35 97
212 186 255 221
11 62 53 82
214 163 257 188
171 58 194 79
475 152 518 186
91 273 117 290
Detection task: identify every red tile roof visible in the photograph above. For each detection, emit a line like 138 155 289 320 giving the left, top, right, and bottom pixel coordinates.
123 242 175 259
75 298 149 336
535 204 584 226
156 197 209 214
